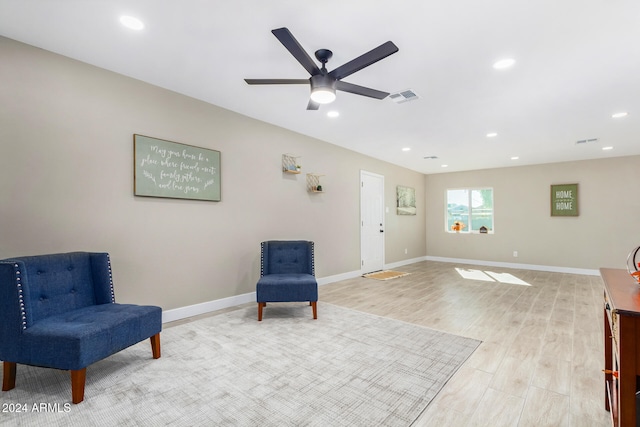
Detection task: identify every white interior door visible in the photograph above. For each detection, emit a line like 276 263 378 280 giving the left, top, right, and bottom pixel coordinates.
360 170 385 274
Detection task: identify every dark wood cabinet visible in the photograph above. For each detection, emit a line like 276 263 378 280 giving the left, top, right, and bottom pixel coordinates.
602 268 640 426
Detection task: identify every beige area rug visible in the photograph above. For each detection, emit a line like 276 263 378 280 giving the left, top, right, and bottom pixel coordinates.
2 303 480 427
363 270 410 280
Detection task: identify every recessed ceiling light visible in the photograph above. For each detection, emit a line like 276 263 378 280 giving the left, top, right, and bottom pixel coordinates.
120 16 144 30
493 58 515 69
510 156 519 160
602 146 614 151
402 147 411 152
327 111 339 118
612 112 628 118
486 132 498 138
441 164 448 168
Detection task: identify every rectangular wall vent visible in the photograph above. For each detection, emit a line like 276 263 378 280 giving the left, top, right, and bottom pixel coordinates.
576 138 599 144
389 89 420 104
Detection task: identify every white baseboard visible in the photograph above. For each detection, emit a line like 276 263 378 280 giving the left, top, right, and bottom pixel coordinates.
385 256 428 270
162 292 256 323
162 269 362 324
317 269 362 285
162 256 599 323
424 256 600 276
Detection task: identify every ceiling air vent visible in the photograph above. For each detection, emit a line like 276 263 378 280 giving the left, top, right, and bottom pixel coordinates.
423 156 438 160
389 89 420 104
576 138 599 145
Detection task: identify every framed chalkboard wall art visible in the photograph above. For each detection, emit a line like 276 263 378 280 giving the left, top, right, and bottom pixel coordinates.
550 183 578 216
134 134 221 201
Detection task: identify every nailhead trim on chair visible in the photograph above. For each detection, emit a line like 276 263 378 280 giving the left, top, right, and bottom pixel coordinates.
106 254 116 303
310 241 315 276
14 263 27 330
260 242 266 277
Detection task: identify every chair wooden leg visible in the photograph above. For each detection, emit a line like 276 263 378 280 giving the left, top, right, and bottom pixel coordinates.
258 302 266 321
71 368 86 404
150 333 161 359
2 361 16 391
311 301 317 319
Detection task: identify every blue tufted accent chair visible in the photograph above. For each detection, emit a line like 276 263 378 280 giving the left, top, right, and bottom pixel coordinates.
256 240 318 321
0 252 162 403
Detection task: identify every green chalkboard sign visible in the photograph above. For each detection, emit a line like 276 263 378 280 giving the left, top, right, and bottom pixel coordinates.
550 183 578 216
134 134 221 201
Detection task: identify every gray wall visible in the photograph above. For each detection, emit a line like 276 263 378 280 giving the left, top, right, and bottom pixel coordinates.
0 37 426 310
3 36 638 315
425 156 640 270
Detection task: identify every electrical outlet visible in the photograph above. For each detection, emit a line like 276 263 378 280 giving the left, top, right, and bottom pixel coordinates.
513 251 518 257
404 248 408 254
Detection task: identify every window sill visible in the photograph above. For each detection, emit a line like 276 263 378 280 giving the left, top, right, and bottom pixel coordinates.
446 231 494 235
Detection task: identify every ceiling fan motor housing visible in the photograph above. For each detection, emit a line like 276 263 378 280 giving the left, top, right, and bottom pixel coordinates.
311 74 337 90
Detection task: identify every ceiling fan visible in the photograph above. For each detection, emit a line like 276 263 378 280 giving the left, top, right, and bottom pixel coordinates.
245 27 399 110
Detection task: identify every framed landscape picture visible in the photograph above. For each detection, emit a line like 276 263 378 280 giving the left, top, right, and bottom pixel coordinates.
397 185 416 215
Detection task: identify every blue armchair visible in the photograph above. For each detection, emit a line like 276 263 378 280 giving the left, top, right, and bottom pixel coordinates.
0 252 162 403
256 240 318 321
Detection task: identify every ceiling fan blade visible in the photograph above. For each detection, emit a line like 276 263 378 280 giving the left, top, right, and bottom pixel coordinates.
336 81 390 99
329 41 398 80
271 28 321 76
245 79 309 85
307 100 320 110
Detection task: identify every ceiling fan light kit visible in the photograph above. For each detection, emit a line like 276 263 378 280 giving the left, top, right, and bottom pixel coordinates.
310 74 337 104
245 27 398 110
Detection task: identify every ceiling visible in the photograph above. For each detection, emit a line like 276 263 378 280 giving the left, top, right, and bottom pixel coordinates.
1 0 639 174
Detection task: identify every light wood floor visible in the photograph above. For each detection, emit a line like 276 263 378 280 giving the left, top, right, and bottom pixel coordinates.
319 260 609 426
167 260 609 425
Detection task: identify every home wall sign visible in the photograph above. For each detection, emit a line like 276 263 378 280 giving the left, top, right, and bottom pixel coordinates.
134 134 221 201
550 183 578 216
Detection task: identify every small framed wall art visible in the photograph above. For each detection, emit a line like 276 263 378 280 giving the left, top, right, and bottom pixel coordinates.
550 183 578 216
396 185 416 215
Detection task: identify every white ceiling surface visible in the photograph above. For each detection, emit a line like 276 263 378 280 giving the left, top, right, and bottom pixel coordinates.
1 1 639 174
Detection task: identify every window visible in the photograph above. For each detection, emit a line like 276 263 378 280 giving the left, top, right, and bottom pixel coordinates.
446 188 494 232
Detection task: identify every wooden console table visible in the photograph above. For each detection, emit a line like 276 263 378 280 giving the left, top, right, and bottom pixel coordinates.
602 268 640 426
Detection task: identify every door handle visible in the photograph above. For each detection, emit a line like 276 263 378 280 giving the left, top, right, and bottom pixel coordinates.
380 229 384 233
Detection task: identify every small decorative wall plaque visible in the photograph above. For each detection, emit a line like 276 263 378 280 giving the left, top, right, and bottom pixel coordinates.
550 183 578 216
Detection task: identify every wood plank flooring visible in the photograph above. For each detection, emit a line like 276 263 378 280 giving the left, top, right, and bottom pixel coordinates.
319 261 609 426
167 260 609 426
